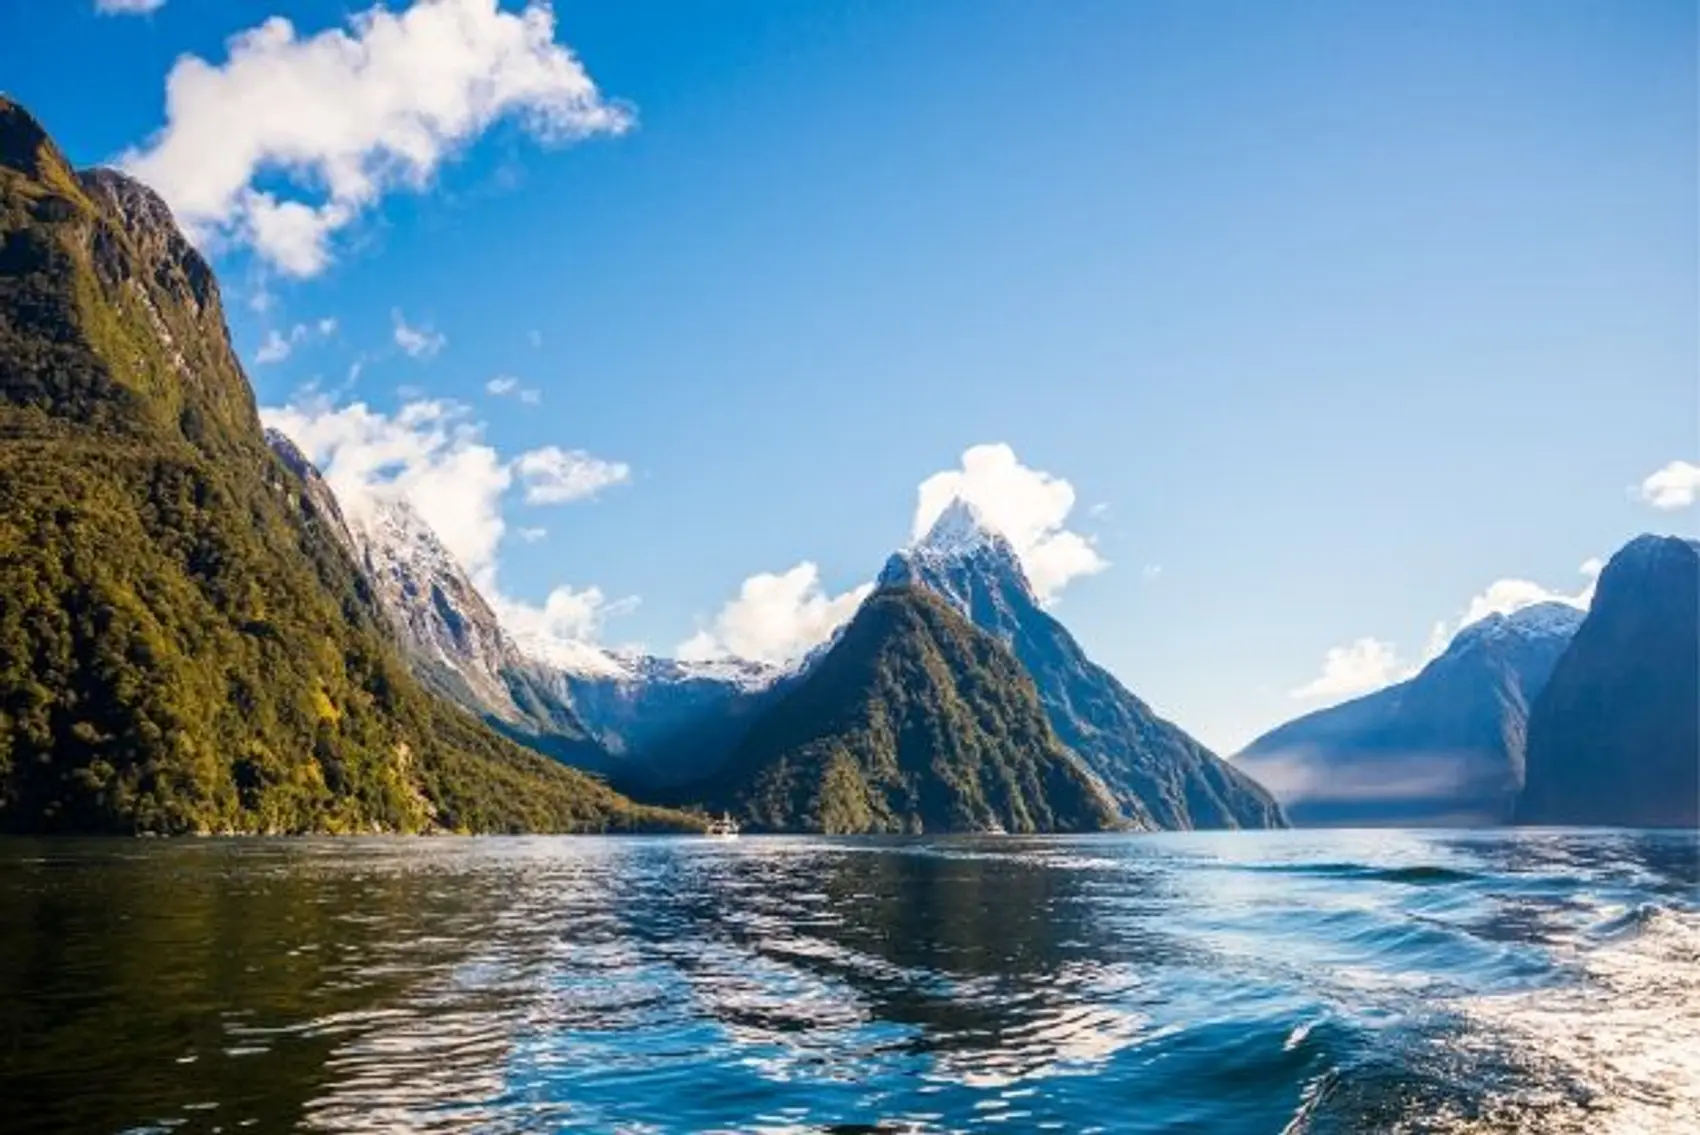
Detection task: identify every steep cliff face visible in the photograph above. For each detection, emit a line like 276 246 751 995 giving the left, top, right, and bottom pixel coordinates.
301 474 603 766
879 500 1284 829
263 427 358 560
260 426 785 781
706 587 1124 834
1518 535 1699 827
0 97 690 834
1239 603 1585 826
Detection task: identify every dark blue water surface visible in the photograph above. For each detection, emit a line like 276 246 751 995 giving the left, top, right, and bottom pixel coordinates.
2 830 1696 1133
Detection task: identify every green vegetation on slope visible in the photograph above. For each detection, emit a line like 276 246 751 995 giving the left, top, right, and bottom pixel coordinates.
705 587 1122 834
0 97 695 835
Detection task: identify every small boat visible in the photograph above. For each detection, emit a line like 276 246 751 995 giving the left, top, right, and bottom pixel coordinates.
704 812 741 838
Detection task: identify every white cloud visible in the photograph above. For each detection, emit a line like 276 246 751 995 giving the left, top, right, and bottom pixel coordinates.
393 309 445 359
496 584 636 673
514 446 629 504
263 395 510 581
912 443 1107 601
254 329 294 365
678 563 873 667
96 0 165 14
1637 460 1700 511
1141 564 1163 582
1453 560 1600 632
260 394 633 666
1289 638 1406 701
1290 559 1603 705
678 443 1098 667
120 0 632 276
515 526 547 542
251 317 337 365
486 374 542 402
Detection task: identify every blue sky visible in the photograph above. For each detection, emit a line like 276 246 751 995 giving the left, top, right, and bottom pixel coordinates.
3 0 1694 751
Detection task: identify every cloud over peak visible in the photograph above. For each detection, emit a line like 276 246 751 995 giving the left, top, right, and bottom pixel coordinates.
677 564 872 667
122 0 632 276
1289 559 1602 705
1289 638 1405 701
912 443 1106 601
678 442 1105 668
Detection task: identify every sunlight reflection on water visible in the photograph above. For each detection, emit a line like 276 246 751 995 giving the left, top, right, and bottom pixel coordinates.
1 830 1695 1134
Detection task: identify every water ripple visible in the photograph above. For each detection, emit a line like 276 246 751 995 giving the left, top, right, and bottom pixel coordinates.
1 830 1696 1133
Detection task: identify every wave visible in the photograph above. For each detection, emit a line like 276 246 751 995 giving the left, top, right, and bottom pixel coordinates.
1296 902 1700 1134
1240 860 1483 885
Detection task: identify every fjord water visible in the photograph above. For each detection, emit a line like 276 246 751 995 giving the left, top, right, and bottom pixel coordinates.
2 833 1695 1134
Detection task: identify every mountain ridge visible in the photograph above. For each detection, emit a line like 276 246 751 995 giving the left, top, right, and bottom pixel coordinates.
702 585 1126 834
1238 601 1585 825
880 500 1285 829
267 447 613 762
261 424 804 783
0 96 695 834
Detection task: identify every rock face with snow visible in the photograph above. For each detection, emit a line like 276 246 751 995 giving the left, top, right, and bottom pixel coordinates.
878 500 1285 830
263 433 606 767
560 654 786 788
1238 602 1585 826
1518 535 1699 827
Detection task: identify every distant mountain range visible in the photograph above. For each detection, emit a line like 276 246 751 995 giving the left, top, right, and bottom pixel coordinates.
319 469 1286 830
2 95 1689 836
1241 534 1699 829
280 403 1699 836
1237 602 1584 825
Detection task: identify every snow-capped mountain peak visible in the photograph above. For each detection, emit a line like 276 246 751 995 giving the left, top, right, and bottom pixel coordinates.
917 497 999 557
347 492 451 569
341 490 516 693
1449 601 1586 654
881 496 1035 614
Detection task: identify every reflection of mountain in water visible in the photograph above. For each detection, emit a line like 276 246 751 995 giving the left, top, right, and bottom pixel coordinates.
611 840 1199 1089
5 834 1697 1133
0 840 508 1133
